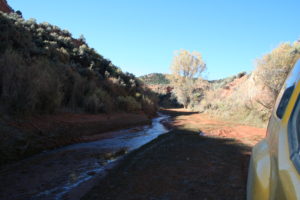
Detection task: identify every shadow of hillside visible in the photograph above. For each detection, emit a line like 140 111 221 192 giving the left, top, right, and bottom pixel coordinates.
83 128 251 200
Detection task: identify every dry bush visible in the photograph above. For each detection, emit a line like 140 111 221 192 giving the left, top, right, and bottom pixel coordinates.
193 41 300 127
255 42 300 98
0 50 62 114
83 93 103 113
117 96 141 112
0 12 158 116
141 95 158 116
84 88 114 113
104 77 128 97
94 88 114 113
63 70 87 109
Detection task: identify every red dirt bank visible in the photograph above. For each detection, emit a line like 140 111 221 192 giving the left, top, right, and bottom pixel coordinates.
0 112 151 166
168 108 266 146
0 0 13 13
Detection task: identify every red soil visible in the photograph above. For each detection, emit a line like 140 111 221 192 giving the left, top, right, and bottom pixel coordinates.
0 0 13 13
0 111 151 165
166 108 266 146
9 112 150 135
83 109 259 200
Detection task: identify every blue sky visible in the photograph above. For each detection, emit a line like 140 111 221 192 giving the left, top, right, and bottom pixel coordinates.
8 0 300 80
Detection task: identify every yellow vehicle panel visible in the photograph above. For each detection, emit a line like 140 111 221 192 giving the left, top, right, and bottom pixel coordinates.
247 60 300 200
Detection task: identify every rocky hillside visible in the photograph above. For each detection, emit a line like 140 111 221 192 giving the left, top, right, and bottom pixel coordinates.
197 40 300 127
139 73 173 95
139 73 182 108
0 0 13 13
0 3 158 165
196 72 272 125
0 11 157 116
139 73 170 85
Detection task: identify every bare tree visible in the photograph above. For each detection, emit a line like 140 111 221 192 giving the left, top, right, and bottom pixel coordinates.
170 49 206 108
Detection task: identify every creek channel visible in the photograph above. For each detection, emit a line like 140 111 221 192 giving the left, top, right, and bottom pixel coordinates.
0 113 170 200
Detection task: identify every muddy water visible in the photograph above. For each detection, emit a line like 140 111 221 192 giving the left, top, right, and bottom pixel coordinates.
0 113 170 200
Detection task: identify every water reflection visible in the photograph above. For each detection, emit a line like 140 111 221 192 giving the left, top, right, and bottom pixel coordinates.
33 113 170 200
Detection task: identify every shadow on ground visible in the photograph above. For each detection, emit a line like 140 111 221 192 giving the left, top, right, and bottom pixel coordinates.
160 109 199 117
83 128 251 200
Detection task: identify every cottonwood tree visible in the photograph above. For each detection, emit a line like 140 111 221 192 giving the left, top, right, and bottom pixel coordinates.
170 49 206 108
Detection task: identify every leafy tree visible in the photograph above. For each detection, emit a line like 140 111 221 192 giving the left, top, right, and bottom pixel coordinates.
170 49 206 108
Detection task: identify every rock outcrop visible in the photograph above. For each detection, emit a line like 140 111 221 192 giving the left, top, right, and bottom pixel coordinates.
0 0 13 13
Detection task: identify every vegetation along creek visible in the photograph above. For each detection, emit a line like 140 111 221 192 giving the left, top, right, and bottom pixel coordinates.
1 1 300 199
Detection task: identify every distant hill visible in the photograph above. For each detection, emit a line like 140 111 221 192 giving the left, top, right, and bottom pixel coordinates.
139 73 181 108
208 72 247 90
139 72 246 88
139 73 170 85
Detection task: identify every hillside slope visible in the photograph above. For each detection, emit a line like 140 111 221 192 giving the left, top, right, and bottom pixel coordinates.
0 0 13 13
139 73 170 85
197 42 300 127
196 73 272 126
0 10 157 165
0 11 156 115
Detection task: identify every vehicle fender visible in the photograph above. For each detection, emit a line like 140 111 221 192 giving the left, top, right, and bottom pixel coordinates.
247 139 271 200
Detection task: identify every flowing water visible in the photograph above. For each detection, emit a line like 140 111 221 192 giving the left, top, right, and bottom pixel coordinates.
0 113 170 200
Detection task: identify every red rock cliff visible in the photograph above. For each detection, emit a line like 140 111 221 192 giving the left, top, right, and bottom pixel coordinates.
0 0 13 13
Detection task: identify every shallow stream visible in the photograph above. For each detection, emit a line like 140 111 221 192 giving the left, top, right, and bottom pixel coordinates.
0 113 170 200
